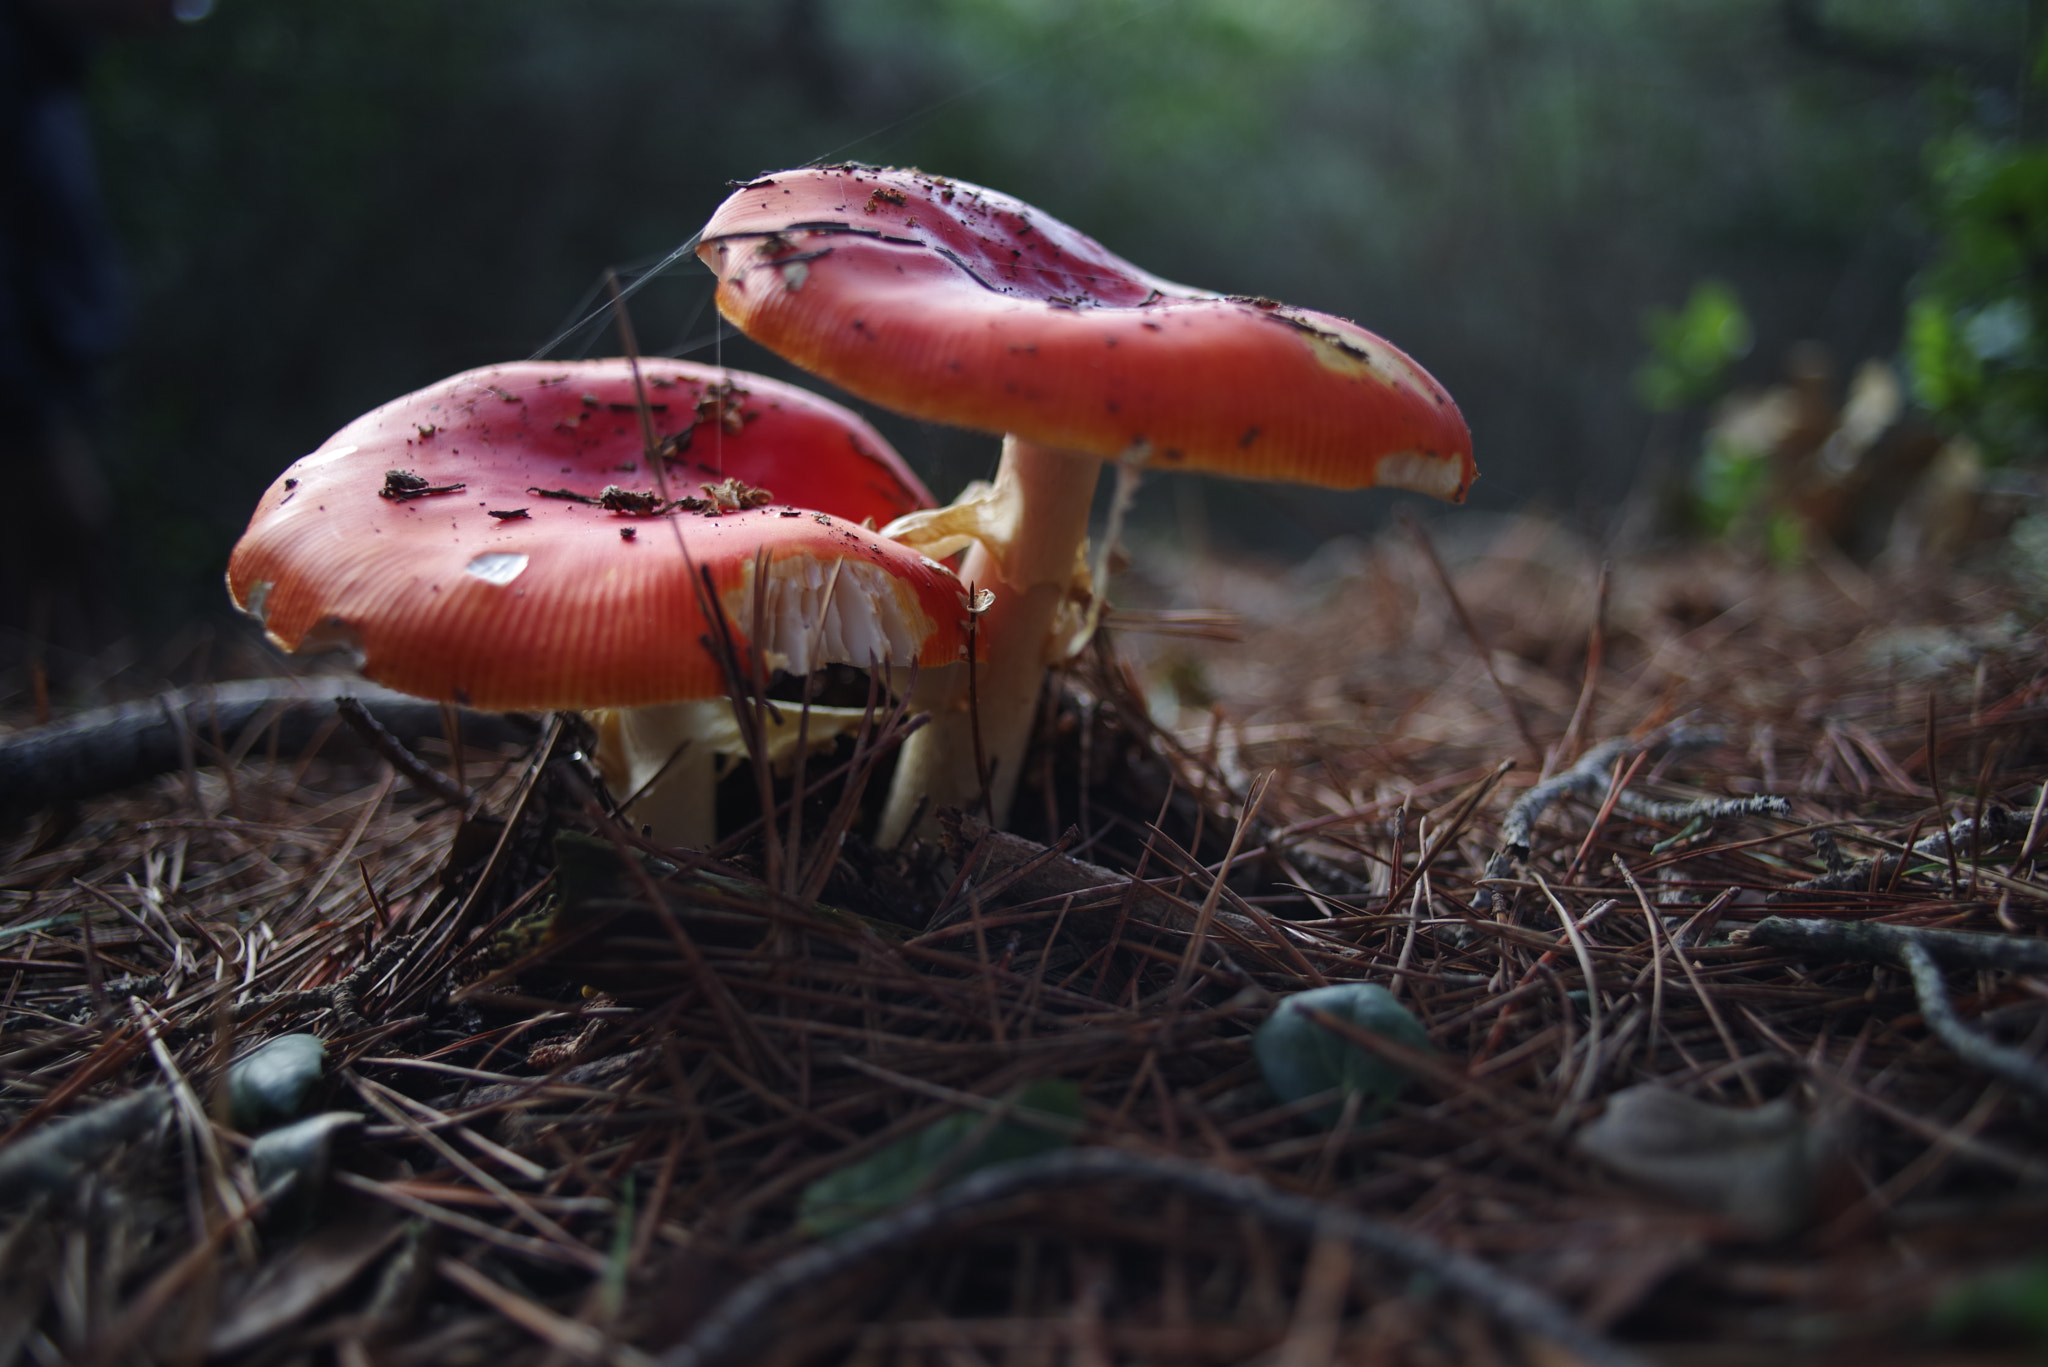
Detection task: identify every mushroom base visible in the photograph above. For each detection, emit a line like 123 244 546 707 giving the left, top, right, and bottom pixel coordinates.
877 437 1102 844
592 698 874 849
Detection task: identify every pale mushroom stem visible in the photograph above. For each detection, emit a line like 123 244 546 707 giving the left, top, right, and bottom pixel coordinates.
877 436 1100 847
593 700 731 849
597 697 892 849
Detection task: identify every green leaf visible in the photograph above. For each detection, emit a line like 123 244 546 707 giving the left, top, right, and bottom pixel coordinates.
797 1079 1082 1237
228 1034 327 1132
1254 983 1431 1125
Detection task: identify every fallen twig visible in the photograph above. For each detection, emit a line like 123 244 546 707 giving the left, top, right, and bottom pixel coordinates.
1901 940 2048 1100
0 680 530 822
1743 916 2048 1098
335 696 479 814
655 1148 1649 1367
1775 808 2038 899
1475 725 1776 911
1743 916 2048 974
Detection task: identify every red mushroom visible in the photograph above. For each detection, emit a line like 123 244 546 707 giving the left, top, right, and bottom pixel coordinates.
228 359 973 846
696 166 1476 839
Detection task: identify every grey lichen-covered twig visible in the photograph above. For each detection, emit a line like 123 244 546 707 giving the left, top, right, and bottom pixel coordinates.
1900 940 2048 1099
1743 916 2048 974
1474 725 1787 912
1773 808 2036 899
1744 915 2048 1098
656 1148 1649 1367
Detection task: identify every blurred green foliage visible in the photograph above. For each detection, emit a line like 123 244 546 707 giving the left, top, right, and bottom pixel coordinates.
1692 437 1770 539
69 0 2028 639
1930 1257 2048 1350
1636 280 1754 413
1906 129 2048 464
796 1078 1081 1236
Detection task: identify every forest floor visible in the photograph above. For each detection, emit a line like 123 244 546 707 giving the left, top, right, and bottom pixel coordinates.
1 515 2044 1367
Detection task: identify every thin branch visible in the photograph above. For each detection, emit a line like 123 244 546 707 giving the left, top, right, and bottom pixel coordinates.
654 1149 1648 1367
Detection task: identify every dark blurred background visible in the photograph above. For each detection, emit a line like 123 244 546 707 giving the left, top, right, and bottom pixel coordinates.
4 0 2039 698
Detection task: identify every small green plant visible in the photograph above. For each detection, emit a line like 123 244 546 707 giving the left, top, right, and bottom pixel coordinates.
1635 279 1753 414
1930 1257 2048 1351
797 1079 1081 1236
1906 132 2048 466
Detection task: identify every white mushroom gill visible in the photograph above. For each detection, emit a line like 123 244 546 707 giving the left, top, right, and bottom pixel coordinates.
722 553 935 675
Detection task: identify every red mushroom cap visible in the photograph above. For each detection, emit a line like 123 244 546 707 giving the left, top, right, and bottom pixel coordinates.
227 360 971 711
698 165 1475 501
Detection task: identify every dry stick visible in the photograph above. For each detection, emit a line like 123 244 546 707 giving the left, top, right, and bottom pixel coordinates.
1743 916 2048 974
656 1149 1646 1367
1474 736 1628 914
0 1026 149 1147
1781 811 2041 899
1136 823 1332 983
335 696 477 814
1403 512 1544 770
927 819 1084 933
1473 726 1774 913
1762 1034 2048 1184
1744 917 2048 1098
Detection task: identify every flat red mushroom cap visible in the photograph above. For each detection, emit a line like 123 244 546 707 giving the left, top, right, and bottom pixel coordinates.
227 360 970 711
699 165 1476 501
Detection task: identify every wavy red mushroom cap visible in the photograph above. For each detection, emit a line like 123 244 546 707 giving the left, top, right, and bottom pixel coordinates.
697 165 1476 502
227 360 972 712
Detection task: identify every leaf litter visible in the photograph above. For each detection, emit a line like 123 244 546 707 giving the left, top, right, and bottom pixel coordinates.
0 513 2043 1366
